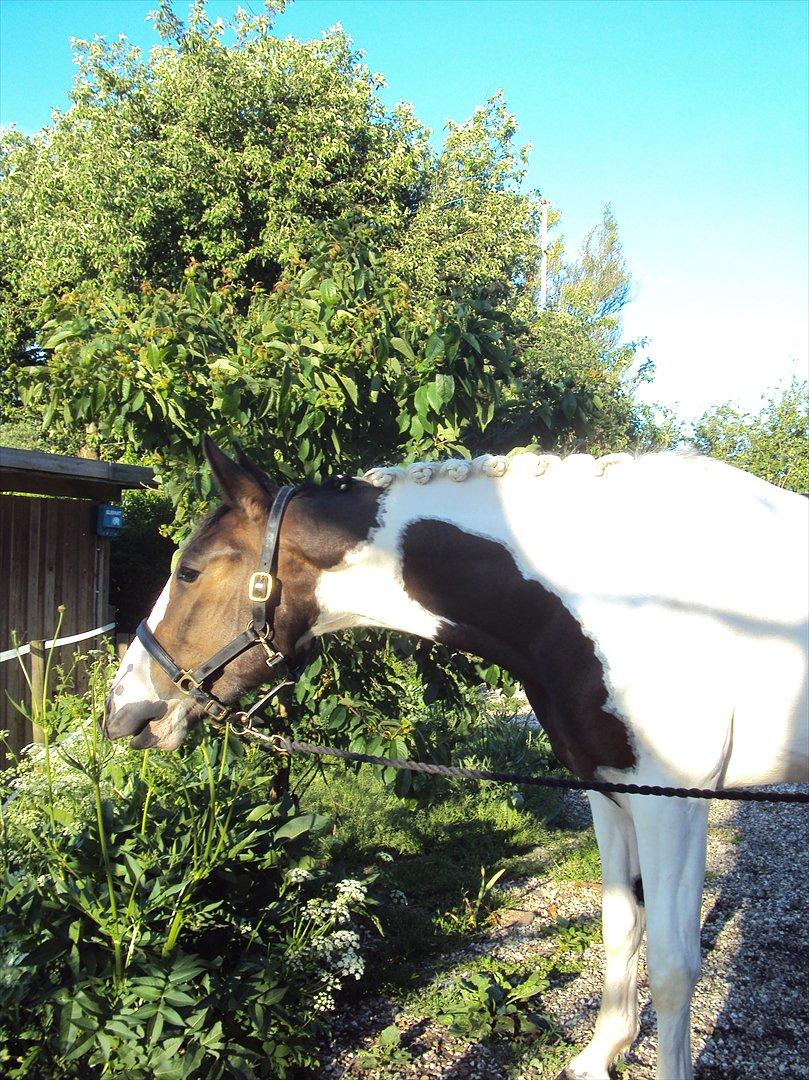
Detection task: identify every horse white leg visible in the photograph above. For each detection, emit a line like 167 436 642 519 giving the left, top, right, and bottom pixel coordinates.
561 793 645 1080
632 797 709 1080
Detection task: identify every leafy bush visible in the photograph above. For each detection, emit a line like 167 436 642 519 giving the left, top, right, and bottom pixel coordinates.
0 653 380 1078
355 1024 413 1072
437 963 557 1040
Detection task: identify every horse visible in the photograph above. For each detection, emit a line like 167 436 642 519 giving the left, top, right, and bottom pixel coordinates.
105 436 809 1080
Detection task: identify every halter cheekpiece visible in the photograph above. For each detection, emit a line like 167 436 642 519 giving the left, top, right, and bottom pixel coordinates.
136 485 298 732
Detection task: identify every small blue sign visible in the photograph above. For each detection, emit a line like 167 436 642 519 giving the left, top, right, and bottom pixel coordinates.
97 503 125 538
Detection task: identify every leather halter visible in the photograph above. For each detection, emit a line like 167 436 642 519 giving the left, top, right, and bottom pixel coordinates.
136 485 298 729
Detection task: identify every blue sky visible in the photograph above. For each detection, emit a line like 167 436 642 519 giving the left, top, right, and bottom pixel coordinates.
1 0 807 420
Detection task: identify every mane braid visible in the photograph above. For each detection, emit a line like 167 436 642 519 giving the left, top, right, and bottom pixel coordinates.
361 451 640 489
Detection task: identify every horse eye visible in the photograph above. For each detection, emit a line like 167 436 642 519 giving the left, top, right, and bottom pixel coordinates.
177 565 201 584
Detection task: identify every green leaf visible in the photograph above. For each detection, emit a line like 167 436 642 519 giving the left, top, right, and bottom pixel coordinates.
379 1024 401 1048
426 381 442 413
42 327 76 350
435 373 455 404
319 279 339 306
561 389 577 420
274 813 330 841
336 374 358 406
414 384 431 418
424 333 444 363
390 337 416 363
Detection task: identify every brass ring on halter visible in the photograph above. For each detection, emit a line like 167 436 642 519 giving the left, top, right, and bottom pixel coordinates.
248 620 275 645
229 712 254 736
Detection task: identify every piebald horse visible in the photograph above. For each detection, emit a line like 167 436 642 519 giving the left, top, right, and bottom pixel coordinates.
105 437 809 1080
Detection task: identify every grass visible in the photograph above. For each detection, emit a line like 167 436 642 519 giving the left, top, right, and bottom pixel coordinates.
302 752 600 997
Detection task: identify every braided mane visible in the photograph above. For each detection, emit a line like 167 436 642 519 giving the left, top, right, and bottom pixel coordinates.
362 451 638 489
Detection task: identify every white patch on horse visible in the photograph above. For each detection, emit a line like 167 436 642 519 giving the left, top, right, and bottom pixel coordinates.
311 539 445 641
109 578 173 708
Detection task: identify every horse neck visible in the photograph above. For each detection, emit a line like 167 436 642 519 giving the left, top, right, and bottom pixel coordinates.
309 473 568 663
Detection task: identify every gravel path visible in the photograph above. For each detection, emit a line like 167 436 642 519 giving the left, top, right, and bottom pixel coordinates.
316 786 809 1080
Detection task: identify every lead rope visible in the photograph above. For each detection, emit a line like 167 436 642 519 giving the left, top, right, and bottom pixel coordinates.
231 722 809 804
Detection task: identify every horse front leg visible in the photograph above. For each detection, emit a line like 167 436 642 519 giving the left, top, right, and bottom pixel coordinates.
632 796 709 1080
560 792 645 1080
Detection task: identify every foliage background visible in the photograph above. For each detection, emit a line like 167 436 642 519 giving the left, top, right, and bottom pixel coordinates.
1 0 805 777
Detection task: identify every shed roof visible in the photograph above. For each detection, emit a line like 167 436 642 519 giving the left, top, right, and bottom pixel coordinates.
0 446 155 501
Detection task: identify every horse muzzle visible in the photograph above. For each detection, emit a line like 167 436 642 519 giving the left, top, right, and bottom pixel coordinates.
103 696 168 742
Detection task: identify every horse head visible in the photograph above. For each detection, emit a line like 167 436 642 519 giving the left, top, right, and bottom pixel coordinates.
103 437 377 750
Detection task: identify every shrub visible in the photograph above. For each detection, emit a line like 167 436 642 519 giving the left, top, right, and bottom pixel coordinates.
691 378 809 492
437 963 557 1040
0 653 380 1078
109 490 175 634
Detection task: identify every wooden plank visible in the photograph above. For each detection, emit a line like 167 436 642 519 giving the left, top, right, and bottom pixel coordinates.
0 447 154 499
26 499 42 641
29 641 46 745
1 494 120 762
2 499 30 755
0 497 16 764
0 470 126 500
43 499 58 641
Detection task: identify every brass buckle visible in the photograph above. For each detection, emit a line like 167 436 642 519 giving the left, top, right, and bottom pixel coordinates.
203 698 229 721
248 571 273 603
176 670 202 693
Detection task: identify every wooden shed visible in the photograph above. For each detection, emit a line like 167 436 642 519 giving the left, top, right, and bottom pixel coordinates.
0 447 154 760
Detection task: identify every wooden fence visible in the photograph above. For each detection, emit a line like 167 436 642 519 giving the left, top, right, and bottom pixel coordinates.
0 495 114 762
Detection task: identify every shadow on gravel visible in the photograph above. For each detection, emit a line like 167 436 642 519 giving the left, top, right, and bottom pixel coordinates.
693 800 809 1080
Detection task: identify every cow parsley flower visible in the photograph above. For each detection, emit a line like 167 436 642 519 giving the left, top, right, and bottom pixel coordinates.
285 867 313 886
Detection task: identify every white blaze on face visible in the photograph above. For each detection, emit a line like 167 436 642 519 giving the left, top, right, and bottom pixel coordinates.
109 577 173 710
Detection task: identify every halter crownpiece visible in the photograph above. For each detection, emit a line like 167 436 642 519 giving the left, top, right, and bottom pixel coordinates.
136 485 298 728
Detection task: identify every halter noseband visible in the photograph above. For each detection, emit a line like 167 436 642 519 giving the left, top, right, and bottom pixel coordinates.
135 485 298 731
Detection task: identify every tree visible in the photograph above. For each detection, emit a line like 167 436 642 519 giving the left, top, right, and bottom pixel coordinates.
557 204 633 330
0 5 535 380
691 379 809 492
1 3 647 466
480 204 655 455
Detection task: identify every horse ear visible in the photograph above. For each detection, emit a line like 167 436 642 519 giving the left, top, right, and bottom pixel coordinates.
231 440 278 498
202 435 270 518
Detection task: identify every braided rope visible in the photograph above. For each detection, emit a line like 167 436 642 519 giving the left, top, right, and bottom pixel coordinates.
264 735 809 804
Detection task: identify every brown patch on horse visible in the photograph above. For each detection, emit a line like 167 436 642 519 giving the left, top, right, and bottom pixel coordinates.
266 479 384 656
400 520 635 779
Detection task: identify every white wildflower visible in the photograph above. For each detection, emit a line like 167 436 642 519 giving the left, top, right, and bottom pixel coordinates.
285 867 313 885
335 879 367 904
